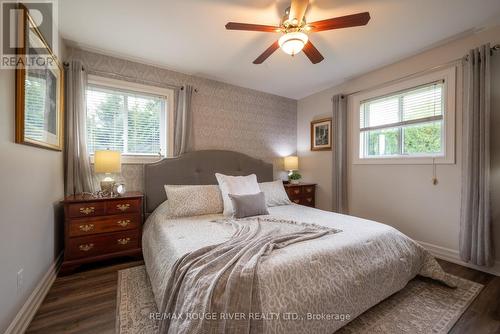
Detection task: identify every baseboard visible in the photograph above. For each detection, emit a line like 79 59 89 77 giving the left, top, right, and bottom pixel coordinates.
417 240 500 276
4 253 63 334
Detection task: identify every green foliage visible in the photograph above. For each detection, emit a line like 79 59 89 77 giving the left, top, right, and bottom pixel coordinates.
368 128 399 156
366 122 441 156
403 123 441 154
87 92 161 154
289 171 302 180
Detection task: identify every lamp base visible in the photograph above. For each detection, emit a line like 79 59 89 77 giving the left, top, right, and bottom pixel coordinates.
100 178 115 196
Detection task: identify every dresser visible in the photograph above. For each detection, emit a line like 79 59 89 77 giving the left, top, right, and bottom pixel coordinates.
60 192 143 274
284 183 316 207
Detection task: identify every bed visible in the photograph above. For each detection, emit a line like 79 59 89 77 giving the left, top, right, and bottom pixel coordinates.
142 150 453 334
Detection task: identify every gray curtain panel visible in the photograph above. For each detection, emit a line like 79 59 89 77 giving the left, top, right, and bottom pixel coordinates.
64 60 95 195
173 85 193 157
459 43 493 266
332 94 348 213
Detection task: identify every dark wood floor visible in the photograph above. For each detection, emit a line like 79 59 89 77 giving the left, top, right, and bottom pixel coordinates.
26 258 500 334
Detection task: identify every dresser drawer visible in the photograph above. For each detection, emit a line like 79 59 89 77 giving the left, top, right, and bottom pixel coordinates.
68 214 140 237
106 199 141 215
67 202 106 218
303 186 315 195
291 196 315 207
286 187 302 197
66 230 139 260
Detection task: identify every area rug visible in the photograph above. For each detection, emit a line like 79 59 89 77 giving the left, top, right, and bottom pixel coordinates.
116 266 482 334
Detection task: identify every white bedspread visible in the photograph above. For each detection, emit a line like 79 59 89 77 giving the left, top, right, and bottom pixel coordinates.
143 203 454 333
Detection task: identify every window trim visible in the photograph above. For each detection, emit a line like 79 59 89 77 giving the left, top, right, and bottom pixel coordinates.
86 75 175 164
350 67 456 165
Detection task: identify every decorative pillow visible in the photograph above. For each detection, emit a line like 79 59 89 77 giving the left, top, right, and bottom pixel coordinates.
229 192 269 219
164 184 223 218
215 173 261 216
259 180 292 207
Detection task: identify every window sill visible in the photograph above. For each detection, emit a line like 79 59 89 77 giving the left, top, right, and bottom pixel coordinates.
352 155 455 165
89 155 165 165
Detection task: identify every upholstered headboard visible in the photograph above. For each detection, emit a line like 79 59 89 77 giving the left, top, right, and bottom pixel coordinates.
143 150 273 216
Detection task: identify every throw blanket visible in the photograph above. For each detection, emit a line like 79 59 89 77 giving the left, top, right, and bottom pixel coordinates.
157 216 456 334
159 218 340 334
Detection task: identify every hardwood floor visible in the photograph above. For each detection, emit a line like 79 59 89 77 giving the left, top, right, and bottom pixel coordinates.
26 258 143 334
26 258 500 334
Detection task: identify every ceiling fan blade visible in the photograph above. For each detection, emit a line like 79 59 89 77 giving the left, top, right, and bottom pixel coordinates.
302 41 324 64
225 22 279 32
289 0 309 25
309 12 370 32
253 41 280 64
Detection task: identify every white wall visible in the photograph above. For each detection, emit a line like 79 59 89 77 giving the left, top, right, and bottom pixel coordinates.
0 44 66 333
298 25 500 267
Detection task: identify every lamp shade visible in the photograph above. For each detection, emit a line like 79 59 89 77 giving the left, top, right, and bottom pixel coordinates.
278 32 308 55
94 150 121 173
284 156 299 171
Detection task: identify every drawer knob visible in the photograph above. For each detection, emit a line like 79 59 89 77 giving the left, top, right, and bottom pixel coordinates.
79 224 94 232
117 237 131 245
79 207 95 215
306 188 312 193
79 243 94 252
116 204 131 212
294 189 300 194
293 199 300 204
306 198 313 202
117 220 131 227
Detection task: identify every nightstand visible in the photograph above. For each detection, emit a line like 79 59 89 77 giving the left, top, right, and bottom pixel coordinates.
60 192 143 274
284 183 316 207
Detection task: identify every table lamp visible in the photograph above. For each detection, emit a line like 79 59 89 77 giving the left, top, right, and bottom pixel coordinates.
94 150 121 196
284 156 301 184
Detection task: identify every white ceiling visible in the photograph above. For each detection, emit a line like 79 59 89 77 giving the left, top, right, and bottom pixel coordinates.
59 0 500 99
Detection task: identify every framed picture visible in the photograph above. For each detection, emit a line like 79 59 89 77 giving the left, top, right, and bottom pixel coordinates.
15 5 64 151
310 118 332 151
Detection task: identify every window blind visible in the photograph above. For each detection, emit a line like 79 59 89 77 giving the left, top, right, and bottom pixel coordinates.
86 85 166 155
359 81 444 158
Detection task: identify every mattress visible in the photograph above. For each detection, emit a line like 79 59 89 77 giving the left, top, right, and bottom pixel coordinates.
142 203 446 333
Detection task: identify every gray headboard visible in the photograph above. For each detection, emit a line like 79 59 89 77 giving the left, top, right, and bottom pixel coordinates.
144 150 273 215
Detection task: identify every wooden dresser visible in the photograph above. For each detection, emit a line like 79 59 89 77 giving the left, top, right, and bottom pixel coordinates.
284 183 316 207
60 192 143 274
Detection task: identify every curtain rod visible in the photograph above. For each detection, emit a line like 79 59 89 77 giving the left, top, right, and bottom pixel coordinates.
341 57 462 98
63 62 198 92
341 43 499 99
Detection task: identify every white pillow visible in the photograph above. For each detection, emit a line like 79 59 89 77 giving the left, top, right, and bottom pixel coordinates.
164 184 223 218
215 173 261 216
259 180 292 207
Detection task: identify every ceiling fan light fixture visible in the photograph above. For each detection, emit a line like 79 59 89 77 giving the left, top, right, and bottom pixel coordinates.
278 32 308 56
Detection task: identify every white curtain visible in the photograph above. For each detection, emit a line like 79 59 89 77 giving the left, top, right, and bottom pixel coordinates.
332 94 348 213
459 43 493 266
64 60 95 195
173 85 193 157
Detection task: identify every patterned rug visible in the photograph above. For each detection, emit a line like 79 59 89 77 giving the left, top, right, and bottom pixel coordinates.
116 266 482 334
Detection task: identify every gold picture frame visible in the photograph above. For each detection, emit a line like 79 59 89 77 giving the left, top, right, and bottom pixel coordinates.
15 4 64 151
310 118 332 151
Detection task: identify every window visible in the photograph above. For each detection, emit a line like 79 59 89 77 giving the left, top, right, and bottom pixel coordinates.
360 81 444 158
86 76 174 162
352 67 456 164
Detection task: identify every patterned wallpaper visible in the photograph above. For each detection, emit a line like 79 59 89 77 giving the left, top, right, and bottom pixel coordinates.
68 48 297 191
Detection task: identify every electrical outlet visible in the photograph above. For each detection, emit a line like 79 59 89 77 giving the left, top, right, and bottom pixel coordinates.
17 269 23 294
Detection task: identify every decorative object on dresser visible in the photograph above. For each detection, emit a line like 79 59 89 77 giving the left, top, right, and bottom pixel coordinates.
60 192 143 274
284 183 316 207
94 149 122 196
284 155 302 184
311 118 332 151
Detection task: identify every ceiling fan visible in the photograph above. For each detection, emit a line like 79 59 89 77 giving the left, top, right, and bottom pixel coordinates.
225 0 370 64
